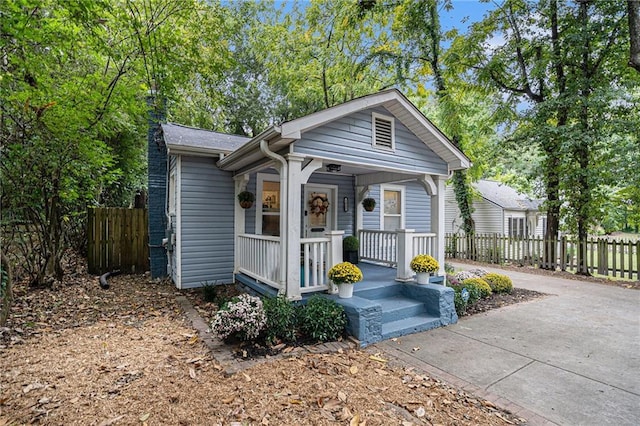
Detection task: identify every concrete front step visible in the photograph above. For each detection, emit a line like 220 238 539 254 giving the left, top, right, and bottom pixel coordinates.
376 296 426 323
381 314 442 340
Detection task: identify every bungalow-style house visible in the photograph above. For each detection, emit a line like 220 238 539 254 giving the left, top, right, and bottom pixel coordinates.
147 89 470 345
445 179 546 237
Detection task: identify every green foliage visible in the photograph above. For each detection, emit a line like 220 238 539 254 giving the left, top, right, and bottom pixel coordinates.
298 296 346 342
342 236 359 252
461 277 492 299
444 263 455 274
262 296 298 345
482 273 513 294
0 254 13 326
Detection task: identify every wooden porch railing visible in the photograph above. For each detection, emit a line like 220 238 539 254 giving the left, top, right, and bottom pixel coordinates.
237 234 281 288
359 230 397 266
300 237 330 292
360 229 438 281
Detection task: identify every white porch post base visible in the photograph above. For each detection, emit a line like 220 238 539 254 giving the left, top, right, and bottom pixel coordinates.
396 229 415 282
326 230 344 294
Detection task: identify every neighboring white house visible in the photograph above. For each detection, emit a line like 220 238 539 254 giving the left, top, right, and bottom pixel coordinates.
445 179 546 237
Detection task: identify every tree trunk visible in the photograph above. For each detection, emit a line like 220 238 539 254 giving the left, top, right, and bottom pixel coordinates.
629 0 640 72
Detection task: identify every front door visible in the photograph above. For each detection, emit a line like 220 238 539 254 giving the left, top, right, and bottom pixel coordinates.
304 185 335 238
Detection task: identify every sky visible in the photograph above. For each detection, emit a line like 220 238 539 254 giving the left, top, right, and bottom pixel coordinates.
440 0 496 32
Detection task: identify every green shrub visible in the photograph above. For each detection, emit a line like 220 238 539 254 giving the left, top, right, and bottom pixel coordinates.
461 277 492 298
298 296 346 342
262 296 297 344
342 236 359 252
482 273 514 294
444 263 455 274
452 287 467 316
451 283 481 306
201 282 218 303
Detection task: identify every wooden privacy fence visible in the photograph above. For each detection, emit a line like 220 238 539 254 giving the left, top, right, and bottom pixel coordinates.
445 233 640 281
87 208 149 275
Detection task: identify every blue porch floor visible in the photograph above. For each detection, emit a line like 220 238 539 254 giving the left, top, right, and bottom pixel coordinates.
236 262 458 347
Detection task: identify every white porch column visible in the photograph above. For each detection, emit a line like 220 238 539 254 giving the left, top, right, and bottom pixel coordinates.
326 230 345 294
396 228 415 282
233 174 249 274
355 185 369 234
284 155 304 300
431 176 446 276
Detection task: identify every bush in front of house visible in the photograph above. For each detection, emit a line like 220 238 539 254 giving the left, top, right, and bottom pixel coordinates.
262 296 298 345
482 272 514 294
211 294 267 341
444 263 455 274
461 277 492 299
298 295 346 342
446 274 459 286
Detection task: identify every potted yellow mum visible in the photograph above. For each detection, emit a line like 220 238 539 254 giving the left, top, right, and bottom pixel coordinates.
328 262 363 298
410 254 439 284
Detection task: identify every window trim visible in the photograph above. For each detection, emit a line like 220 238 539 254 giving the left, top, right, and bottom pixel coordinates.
255 173 281 236
380 184 405 231
371 112 395 152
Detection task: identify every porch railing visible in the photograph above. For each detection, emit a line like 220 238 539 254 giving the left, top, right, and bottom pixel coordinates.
300 237 330 292
359 230 397 266
360 229 438 281
237 234 281 288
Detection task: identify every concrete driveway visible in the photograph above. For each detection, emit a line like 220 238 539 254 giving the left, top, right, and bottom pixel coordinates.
375 265 640 425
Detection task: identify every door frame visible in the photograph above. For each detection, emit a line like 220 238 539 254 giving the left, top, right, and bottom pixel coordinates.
303 184 338 238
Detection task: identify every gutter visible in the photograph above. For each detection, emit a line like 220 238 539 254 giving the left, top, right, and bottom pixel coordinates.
259 139 288 292
217 126 281 170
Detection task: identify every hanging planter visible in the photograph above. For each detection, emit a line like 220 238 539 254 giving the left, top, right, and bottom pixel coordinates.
237 191 255 209
362 197 376 212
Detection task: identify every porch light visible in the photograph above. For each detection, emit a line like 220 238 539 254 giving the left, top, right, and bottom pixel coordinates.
326 163 341 173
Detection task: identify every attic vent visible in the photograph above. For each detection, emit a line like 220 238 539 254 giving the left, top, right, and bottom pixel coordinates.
372 112 395 151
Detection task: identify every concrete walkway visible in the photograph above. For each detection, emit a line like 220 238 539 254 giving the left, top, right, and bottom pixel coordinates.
375 264 640 425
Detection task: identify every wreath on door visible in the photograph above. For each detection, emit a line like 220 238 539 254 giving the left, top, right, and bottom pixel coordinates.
309 192 329 217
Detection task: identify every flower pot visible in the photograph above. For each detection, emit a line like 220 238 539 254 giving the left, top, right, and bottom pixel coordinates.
343 250 359 264
337 283 354 298
239 200 253 209
416 272 430 285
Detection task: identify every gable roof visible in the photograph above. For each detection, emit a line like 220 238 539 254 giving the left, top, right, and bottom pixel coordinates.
162 123 250 156
476 180 543 211
217 89 471 172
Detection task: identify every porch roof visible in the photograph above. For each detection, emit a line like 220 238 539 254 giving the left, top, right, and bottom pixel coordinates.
217 89 471 173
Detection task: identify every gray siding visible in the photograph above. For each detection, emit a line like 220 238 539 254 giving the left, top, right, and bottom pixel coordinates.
362 185 381 229
405 181 431 232
293 107 448 175
180 156 235 288
361 183 431 232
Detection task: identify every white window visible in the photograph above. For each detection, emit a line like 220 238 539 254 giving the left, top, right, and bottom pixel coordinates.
381 185 405 230
508 217 526 238
372 112 395 151
256 174 280 236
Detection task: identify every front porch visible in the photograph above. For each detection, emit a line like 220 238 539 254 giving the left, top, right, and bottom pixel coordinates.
235 228 441 300
237 262 457 347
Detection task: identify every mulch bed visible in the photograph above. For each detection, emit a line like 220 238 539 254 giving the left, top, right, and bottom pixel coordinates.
0 259 529 425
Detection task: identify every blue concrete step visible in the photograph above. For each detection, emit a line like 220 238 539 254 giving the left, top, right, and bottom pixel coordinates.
382 314 442 340
354 282 402 299
376 296 426 323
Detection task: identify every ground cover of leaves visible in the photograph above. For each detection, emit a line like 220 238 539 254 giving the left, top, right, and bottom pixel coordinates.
1 270 524 425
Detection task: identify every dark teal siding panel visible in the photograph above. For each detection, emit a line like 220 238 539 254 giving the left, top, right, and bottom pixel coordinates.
180 156 234 288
